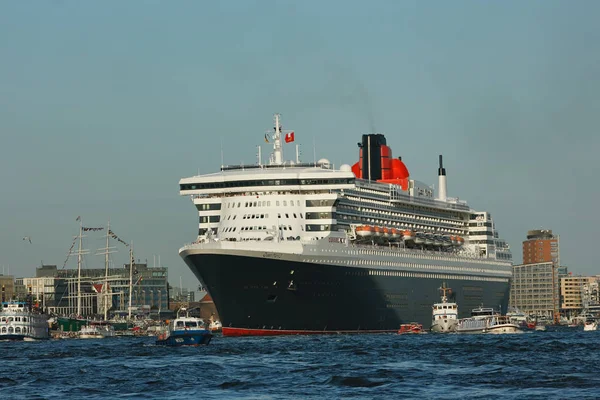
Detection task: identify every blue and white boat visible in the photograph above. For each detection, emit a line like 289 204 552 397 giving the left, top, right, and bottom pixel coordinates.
155 308 212 346
0 301 49 341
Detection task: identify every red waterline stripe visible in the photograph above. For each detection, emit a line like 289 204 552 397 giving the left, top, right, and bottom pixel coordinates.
222 327 397 337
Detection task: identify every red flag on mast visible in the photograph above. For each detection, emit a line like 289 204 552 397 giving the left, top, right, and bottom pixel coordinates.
285 132 295 143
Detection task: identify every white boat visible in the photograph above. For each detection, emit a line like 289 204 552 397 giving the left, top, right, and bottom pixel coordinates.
430 283 458 333
79 322 116 339
457 306 521 334
485 315 522 334
583 320 597 331
0 301 49 340
456 306 497 334
209 320 222 332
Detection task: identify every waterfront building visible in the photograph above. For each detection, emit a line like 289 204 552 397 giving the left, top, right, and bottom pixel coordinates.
509 229 562 321
13 278 27 300
22 262 169 317
561 275 600 317
522 229 559 265
509 262 558 318
0 275 15 302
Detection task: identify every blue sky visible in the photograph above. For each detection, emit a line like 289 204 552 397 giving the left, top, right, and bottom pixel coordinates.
1 0 599 287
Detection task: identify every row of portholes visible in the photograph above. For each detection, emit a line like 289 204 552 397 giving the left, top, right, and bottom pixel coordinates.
0 316 28 322
1 327 28 333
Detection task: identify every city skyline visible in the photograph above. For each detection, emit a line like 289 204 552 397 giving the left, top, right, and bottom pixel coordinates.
1 1 599 283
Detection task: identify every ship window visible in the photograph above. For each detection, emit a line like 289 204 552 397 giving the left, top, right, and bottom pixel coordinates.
283 201 287 206
8 327 13 333
1 327 5 333
285 214 289 218
276 201 280 206
267 201 271 206
185 321 198 327
176 321 184 327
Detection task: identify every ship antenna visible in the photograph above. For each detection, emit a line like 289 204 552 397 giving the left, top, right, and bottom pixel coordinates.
269 113 283 165
220 138 224 168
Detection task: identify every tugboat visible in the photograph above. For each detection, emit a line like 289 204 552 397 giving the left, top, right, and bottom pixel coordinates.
431 283 458 333
155 308 212 346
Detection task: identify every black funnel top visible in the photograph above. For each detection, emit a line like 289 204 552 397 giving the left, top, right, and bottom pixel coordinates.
438 155 446 176
361 134 386 181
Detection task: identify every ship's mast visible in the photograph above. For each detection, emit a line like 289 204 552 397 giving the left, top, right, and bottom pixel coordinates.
269 113 283 165
128 242 133 320
95 220 116 321
104 221 109 320
77 218 83 316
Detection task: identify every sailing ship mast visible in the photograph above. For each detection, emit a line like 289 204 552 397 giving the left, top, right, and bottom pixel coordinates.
77 218 83 316
128 242 134 320
95 220 116 321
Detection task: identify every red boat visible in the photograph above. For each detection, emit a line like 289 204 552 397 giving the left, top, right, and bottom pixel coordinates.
398 323 424 334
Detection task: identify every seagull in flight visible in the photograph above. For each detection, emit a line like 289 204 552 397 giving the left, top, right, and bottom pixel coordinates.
23 236 32 244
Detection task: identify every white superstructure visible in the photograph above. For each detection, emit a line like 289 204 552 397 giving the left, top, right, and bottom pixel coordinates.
0 301 49 340
180 114 512 281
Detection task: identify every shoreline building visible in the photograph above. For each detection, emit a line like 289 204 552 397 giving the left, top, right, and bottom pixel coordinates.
24 262 169 317
0 275 15 302
561 275 600 317
510 230 561 320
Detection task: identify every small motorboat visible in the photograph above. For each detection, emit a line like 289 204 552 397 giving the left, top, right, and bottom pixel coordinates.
156 308 212 346
398 323 424 334
209 320 222 332
583 320 598 331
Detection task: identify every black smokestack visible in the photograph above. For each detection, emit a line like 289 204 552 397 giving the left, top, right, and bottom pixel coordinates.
438 155 446 176
361 134 386 181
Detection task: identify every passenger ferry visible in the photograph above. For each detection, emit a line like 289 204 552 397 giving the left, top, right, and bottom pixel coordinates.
0 301 49 340
178 114 513 336
457 306 521 334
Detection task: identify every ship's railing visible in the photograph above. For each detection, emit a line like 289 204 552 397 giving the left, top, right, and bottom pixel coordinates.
353 179 470 211
221 162 332 171
180 238 512 270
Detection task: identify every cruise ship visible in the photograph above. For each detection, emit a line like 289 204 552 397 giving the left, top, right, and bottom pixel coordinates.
179 114 513 336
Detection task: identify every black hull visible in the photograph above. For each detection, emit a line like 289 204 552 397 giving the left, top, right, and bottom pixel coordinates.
182 254 510 333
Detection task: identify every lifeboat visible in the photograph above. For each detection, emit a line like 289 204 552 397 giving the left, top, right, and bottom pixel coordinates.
433 235 443 247
414 232 425 244
442 236 453 247
425 233 434 246
456 236 465 246
450 235 458 245
355 225 373 238
382 227 390 238
373 226 383 237
390 228 400 240
402 230 414 241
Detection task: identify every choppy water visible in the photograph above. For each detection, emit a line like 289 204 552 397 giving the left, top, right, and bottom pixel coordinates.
1 330 599 399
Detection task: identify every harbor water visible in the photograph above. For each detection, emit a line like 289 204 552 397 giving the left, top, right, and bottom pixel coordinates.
1 330 599 399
